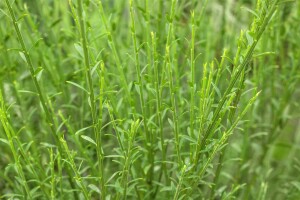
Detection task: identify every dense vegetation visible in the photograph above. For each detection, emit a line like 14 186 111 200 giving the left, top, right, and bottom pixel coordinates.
0 0 299 199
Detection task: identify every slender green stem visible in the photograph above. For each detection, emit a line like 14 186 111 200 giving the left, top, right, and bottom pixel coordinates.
5 1 79 199
164 0 182 167
194 0 279 164
49 148 56 200
60 137 90 199
182 92 259 199
173 165 187 200
0 93 32 199
116 120 139 200
189 11 196 154
76 0 105 198
210 34 246 200
151 32 168 186
5 0 57 143
97 0 132 110
129 0 154 189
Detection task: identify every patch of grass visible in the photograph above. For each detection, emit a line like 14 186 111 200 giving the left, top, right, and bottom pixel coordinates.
0 0 299 199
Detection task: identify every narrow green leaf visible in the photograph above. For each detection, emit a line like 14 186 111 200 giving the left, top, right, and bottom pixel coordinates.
81 135 97 146
74 43 84 57
75 125 93 136
19 52 27 63
88 184 101 194
66 81 89 94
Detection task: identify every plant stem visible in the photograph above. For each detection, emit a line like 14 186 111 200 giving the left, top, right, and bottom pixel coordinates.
76 0 105 198
5 1 79 199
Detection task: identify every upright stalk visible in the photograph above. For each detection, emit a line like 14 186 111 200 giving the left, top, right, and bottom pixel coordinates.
0 92 32 199
165 0 182 167
210 33 245 199
194 0 279 165
189 11 196 155
5 1 79 199
129 0 153 189
152 32 168 183
97 0 133 110
76 0 105 198
116 120 139 200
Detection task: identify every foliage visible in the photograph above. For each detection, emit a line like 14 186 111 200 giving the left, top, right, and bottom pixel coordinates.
0 0 299 199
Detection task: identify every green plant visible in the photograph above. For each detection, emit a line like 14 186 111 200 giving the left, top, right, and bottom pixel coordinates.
0 0 299 199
